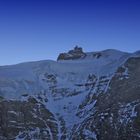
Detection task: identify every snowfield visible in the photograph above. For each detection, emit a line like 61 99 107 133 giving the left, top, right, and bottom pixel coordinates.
0 49 130 99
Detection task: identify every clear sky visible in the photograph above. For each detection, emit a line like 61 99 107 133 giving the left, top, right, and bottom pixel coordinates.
0 0 140 65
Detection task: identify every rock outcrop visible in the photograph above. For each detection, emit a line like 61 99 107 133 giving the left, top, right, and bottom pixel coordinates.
57 46 86 61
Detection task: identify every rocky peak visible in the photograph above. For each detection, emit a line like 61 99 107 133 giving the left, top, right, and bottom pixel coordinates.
68 46 83 54
57 46 86 61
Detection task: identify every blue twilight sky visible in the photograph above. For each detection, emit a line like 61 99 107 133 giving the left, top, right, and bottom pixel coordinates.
0 0 140 65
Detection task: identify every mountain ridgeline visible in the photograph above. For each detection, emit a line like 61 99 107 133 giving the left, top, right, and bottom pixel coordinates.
0 47 140 140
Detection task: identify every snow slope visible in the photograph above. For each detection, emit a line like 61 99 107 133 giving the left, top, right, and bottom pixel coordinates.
0 49 130 99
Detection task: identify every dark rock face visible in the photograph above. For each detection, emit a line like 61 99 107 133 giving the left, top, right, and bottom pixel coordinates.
57 46 86 61
71 57 140 140
0 97 58 140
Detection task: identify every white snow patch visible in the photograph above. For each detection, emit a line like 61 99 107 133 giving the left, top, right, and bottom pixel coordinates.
83 129 97 140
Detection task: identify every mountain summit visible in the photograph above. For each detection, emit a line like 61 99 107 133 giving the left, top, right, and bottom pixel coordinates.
57 46 130 61
57 46 86 60
0 48 140 140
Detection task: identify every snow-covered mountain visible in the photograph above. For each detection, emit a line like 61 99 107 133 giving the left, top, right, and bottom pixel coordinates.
0 47 140 140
